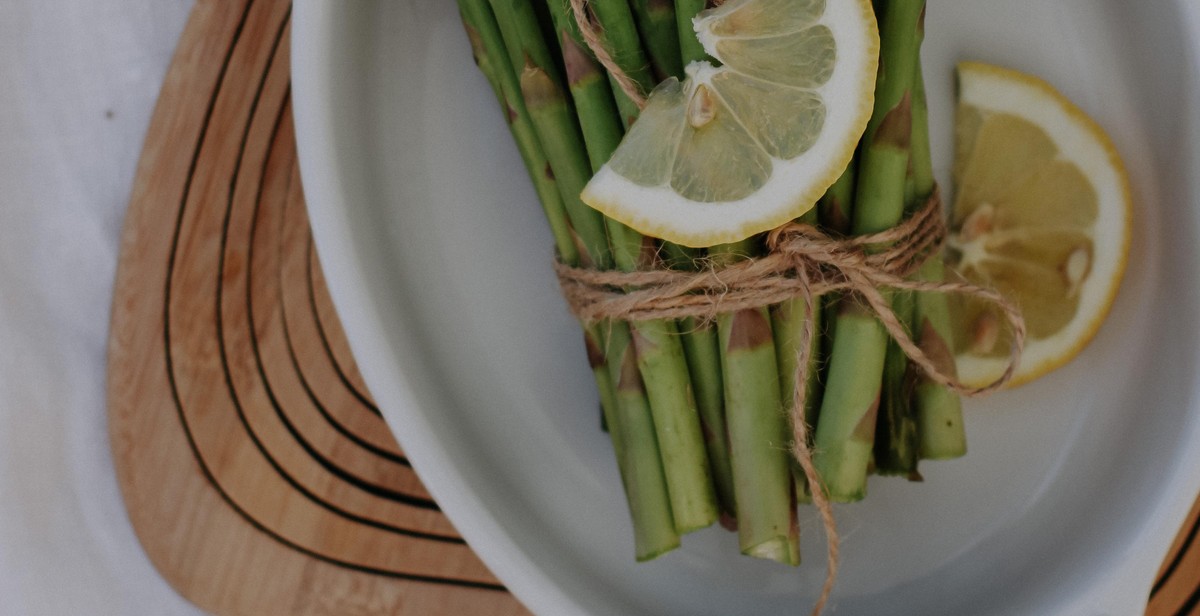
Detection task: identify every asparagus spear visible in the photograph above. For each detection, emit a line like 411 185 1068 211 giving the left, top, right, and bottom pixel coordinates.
656 227 735 521
712 241 798 564
462 2 630 487
545 0 624 169
674 0 708 65
812 0 925 502
593 0 736 520
629 0 685 80
459 3 579 266
874 292 920 477
462 0 629 440
819 163 858 236
816 163 856 417
477 0 682 558
909 63 934 209
490 0 612 267
549 0 718 533
586 0 657 127
877 56 963 477
772 206 824 504
874 57 934 480
909 62 967 460
604 320 683 559
664 248 737 522
772 163 858 508
677 312 736 519
672 0 796 560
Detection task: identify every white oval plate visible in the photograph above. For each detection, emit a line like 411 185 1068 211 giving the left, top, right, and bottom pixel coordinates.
291 1 1200 614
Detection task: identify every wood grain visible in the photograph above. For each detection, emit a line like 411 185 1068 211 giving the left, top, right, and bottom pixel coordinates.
105 0 1198 614
107 1 526 613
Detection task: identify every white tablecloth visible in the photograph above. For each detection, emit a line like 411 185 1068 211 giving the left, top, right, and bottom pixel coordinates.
4 2 1200 616
0 2 201 614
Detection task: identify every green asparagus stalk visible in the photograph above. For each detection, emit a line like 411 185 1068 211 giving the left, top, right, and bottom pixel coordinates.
545 0 624 168
628 314 718 533
629 0 685 80
815 162 857 441
678 315 736 518
819 162 858 236
490 0 613 267
772 206 824 504
459 4 580 266
660 244 736 520
462 0 626 438
671 0 794 556
909 62 967 460
674 0 708 65
874 58 935 480
462 2 628 487
586 0 658 127
480 0 683 558
586 329 620 435
772 208 825 441
659 243 735 522
605 320 684 559
812 0 925 502
548 0 718 532
639 0 732 509
713 241 798 564
909 63 933 200
463 16 507 113
874 291 920 478
777 162 858 507
628 0 686 79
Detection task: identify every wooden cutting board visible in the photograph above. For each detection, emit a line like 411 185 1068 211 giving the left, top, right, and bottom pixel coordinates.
106 0 1199 614
105 0 527 613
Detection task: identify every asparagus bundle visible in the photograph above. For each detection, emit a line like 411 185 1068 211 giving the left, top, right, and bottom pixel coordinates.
458 0 968 578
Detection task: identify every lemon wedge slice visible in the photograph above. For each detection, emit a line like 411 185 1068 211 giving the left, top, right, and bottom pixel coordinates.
580 0 879 248
948 61 1132 387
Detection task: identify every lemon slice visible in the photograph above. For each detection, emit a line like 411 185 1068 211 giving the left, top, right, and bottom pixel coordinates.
580 0 878 248
948 61 1132 388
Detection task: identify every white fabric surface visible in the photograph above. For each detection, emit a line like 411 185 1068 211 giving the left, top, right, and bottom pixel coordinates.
2 2 1200 616
0 1 201 614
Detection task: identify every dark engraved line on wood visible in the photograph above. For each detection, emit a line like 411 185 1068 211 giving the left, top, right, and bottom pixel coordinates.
273 198 409 465
1175 580 1200 616
1154 511 1200 596
160 4 497 585
231 92 444 509
305 234 385 418
248 106 432 496
213 15 448 525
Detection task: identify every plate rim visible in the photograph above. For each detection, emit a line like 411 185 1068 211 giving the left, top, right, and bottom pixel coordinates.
289 1 1200 614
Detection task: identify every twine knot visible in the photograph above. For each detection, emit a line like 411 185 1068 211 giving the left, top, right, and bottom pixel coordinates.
553 189 1025 615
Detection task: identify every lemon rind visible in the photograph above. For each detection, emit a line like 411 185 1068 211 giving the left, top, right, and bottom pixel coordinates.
580 0 880 248
954 61 1132 388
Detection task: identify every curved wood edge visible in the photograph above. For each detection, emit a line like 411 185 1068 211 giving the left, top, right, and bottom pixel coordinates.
107 1 527 613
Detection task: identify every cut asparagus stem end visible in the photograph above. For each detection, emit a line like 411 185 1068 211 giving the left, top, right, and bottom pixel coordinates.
744 537 800 566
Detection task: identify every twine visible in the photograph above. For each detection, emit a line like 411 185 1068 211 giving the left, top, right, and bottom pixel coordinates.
556 192 1024 394
568 0 649 108
554 190 1026 615
564 3 1023 612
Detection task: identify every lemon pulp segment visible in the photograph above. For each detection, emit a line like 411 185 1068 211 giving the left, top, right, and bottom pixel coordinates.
949 62 1131 387
581 0 879 248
